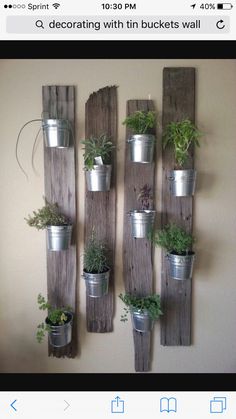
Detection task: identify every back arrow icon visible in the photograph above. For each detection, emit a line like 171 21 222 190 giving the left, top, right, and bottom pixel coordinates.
64 400 70 411
10 400 17 411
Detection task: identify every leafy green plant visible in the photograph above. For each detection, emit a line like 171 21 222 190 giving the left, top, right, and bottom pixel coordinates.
122 110 156 135
163 119 202 168
149 223 195 255
25 199 70 230
81 134 115 170
83 230 109 274
119 293 163 322
36 294 72 343
137 184 153 210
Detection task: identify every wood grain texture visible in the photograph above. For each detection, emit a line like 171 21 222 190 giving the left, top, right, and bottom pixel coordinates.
161 68 195 346
123 100 156 372
42 85 77 358
85 86 117 333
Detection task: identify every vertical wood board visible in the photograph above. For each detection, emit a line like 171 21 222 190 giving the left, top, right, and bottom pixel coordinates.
123 100 156 372
161 68 195 346
42 85 77 357
84 86 117 333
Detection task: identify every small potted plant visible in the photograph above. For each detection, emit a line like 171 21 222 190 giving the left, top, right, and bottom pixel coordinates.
42 118 72 148
16 118 72 178
149 223 195 280
36 294 73 348
25 199 72 251
122 110 156 163
163 119 202 196
119 293 163 333
128 184 156 239
83 231 110 298
81 133 115 192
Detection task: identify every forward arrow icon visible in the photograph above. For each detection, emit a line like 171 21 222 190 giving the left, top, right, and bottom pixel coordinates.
64 400 70 411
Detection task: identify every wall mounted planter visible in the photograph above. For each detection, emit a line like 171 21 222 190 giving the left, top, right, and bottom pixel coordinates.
168 169 197 197
123 99 156 372
85 165 112 192
131 309 154 333
128 210 155 239
42 85 77 358
166 252 195 280
127 134 155 163
84 86 117 333
83 269 110 298
46 312 73 348
46 225 72 251
42 118 71 148
161 67 195 346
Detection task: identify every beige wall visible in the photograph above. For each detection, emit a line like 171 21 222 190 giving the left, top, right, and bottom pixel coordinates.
0 59 236 373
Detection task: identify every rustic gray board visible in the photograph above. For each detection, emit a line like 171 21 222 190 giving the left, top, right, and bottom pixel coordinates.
42 85 77 358
123 100 156 372
84 86 117 333
161 68 195 346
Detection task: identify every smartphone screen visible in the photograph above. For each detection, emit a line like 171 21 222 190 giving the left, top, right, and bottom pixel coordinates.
0 0 235 414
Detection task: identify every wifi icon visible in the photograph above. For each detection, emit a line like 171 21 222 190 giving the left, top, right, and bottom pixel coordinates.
52 3 60 9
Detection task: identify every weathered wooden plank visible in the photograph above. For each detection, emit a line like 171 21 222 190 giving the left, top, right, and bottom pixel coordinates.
42 85 77 357
123 100 156 372
84 86 117 333
161 68 195 346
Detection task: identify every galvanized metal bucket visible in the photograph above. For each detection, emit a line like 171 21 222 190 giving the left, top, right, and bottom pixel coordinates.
46 312 73 348
83 269 110 298
85 165 112 192
168 169 197 197
166 252 195 280
42 119 71 148
127 134 155 163
129 210 155 238
46 225 72 251
131 308 154 333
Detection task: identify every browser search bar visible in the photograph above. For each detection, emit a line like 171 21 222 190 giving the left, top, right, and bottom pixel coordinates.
7 15 230 34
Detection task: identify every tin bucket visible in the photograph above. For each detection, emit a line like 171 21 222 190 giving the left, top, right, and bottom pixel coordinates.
83 269 110 298
131 309 154 333
166 252 195 280
85 165 112 192
42 119 71 148
46 312 73 348
129 210 155 238
168 169 197 197
46 225 72 251
127 134 155 163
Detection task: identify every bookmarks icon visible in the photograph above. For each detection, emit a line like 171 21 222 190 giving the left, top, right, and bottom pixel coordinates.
160 397 177 413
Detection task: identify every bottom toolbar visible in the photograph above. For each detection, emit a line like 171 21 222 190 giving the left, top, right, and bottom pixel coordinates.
0 392 234 419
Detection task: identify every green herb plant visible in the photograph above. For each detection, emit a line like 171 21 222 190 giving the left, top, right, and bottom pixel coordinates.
137 184 153 210
163 119 202 168
83 230 109 274
122 110 156 135
36 294 72 343
25 199 70 230
119 293 163 322
149 223 195 255
81 134 115 170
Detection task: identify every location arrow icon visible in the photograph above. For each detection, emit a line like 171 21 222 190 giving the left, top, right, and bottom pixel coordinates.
191 4 196 8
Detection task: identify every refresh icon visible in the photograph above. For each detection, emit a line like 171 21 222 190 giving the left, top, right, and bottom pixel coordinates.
216 19 225 29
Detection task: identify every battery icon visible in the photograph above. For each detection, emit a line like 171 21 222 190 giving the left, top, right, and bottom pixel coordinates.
217 3 233 9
